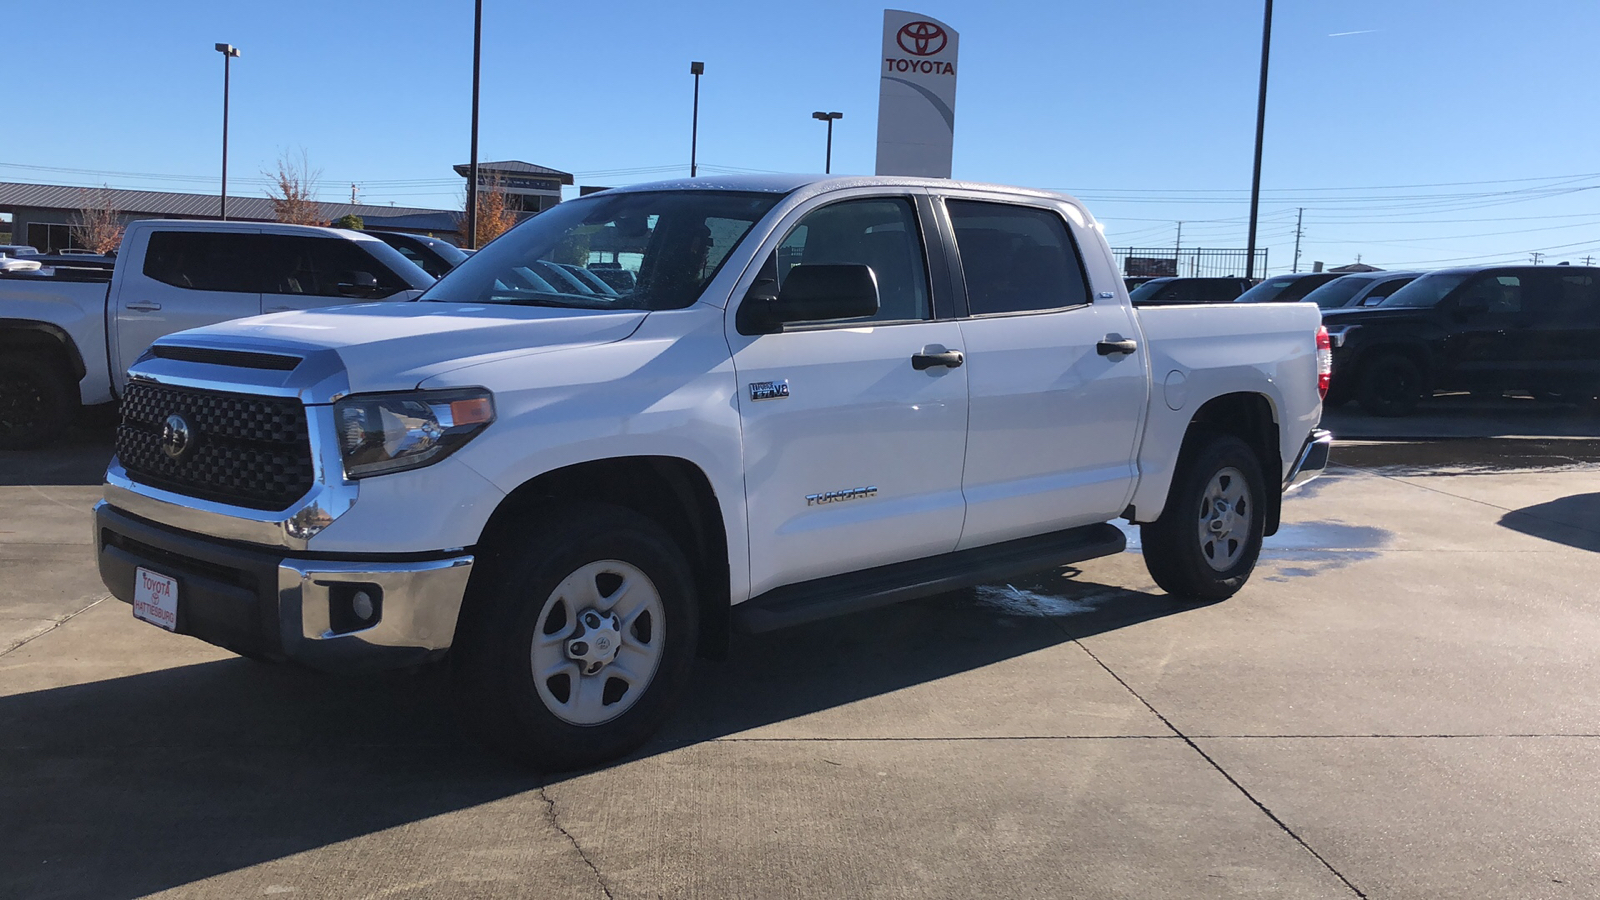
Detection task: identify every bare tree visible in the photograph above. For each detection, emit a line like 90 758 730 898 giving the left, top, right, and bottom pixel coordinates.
265 149 324 225
459 172 517 246
71 186 125 254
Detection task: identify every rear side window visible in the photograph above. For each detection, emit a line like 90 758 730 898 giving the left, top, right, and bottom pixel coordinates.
1534 272 1600 324
142 232 265 293
258 236 413 297
946 200 1090 315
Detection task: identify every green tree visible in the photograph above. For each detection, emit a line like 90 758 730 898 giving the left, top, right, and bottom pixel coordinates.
329 214 364 230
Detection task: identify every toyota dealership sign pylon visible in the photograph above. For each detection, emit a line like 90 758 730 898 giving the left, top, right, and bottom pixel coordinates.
875 9 959 178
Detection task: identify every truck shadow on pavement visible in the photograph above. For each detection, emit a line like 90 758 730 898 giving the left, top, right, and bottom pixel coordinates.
0 574 1186 900
0 405 117 486
1498 492 1600 553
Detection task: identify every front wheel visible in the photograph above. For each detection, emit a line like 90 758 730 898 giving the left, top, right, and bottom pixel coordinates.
1141 433 1267 602
451 504 698 771
1356 354 1424 417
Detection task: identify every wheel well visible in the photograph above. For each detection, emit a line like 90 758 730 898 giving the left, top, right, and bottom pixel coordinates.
471 456 731 659
1182 393 1283 536
1351 343 1431 391
0 321 85 382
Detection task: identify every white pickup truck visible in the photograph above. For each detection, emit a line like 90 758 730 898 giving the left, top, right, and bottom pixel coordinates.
93 175 1331 770
0 219 434 448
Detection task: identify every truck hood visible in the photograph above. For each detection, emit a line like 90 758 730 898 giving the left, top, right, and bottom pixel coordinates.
155 301 648 393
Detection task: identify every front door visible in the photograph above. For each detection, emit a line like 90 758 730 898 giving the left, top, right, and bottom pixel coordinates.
111 227 264 382
727 194 969 597
939 197 1146 550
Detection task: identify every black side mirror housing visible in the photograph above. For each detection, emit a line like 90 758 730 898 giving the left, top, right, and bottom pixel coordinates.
737 264 879 335
337 271 382 298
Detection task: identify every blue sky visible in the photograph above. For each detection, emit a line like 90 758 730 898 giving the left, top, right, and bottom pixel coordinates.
8 0 1600 272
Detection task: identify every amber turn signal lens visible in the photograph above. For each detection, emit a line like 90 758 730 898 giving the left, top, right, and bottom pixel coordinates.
450 397 494 426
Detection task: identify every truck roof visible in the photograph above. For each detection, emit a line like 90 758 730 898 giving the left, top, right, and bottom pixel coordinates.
124 219 390 243
602 174 1082 207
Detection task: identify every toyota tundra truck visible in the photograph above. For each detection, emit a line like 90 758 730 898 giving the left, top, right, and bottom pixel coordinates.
94 176 1332 770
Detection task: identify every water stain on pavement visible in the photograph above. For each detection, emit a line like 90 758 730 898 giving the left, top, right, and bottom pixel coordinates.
1332 438 1600 475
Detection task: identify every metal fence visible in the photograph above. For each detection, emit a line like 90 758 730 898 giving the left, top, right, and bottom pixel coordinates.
1112 247 1266 279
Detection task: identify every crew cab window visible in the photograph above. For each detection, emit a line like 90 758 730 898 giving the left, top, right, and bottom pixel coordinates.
946 200 1090 315
258 236 413 298
1537 272 1600 325
142 232 263 293
1458 274 1522 313
771 198 930 323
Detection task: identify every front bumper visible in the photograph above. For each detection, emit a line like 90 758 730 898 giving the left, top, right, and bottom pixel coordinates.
95 501 473 672
1285 428 1333 490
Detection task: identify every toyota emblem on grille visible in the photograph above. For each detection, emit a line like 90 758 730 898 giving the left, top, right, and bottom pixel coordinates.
160 414 192 460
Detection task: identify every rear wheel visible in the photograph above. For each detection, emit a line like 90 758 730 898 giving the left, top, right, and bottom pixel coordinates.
451 504 698 771
0 353 76 450
1141 433 1267 602
1356 354 1423 417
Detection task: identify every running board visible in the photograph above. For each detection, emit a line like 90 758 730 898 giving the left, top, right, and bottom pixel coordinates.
732 522 1127 634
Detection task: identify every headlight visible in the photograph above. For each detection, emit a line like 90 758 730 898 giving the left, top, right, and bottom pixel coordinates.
334 389 495 479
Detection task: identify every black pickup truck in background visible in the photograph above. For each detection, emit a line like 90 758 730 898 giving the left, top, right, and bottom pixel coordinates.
1321 265 1600 416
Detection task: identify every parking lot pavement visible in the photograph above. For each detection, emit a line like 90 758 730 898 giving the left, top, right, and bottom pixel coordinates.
2 426 1598 898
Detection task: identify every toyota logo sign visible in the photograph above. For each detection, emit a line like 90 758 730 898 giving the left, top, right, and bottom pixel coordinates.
896 21 948 56
160 414 192 460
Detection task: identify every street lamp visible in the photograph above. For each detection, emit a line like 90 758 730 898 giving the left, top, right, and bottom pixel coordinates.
214 43 240 220
466 0 483 248
811 111 842 174
690 61 704 178
1245 0 1273 280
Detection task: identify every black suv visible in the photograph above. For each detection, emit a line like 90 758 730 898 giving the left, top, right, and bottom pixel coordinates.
1321 265 1600 415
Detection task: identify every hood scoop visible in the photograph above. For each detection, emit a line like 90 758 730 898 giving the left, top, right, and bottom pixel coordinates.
150 345 303 372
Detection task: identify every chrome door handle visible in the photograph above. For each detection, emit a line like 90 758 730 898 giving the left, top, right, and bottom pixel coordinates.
264 306 295 312
912 349 964 370
1096 338 1138 356
125 302 162 312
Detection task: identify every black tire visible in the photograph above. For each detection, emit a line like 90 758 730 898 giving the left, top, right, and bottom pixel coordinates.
1356 353 1423 417
451 503 698 771
0 353 77 450
1141 433 1267 603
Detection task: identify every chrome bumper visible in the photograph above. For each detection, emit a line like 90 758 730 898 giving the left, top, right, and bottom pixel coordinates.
1285 429 1333 491
96 501 473 672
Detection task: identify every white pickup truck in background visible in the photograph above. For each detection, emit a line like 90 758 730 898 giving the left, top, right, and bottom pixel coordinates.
0 220 434 448
93 175 1331 770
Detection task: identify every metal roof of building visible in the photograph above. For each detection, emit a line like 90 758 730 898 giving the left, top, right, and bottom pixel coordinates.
0 181 453 224
452 160 574 184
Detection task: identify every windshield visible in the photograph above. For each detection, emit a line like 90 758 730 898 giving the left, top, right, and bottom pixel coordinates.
1235 277 1301 303
1304 277 1371 310
1128 279 1172 303
1379 272 1470 308
422 190 782 310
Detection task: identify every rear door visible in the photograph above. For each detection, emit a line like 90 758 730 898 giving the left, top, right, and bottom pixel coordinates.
727 191 970 596
1519 269 1600 394
111 227 264 380
938 196 1146 550
259 235 422 313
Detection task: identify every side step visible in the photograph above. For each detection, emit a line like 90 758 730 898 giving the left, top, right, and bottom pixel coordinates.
732 522 1126 634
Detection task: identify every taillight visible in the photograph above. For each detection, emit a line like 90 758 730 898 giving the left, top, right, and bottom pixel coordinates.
1315 325 1333 399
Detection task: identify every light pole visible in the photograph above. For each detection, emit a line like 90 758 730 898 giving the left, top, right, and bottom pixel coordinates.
466 0 483 248
214 43 240 220
812 111 842 174
690 61 704 178
1245 0 1273 280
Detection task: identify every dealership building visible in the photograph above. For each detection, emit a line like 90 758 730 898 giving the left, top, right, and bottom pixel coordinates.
0 160 572 252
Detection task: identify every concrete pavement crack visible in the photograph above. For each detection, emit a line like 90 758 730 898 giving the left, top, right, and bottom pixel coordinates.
0 595 106 658
539 784 614 900
1070 638 1369 899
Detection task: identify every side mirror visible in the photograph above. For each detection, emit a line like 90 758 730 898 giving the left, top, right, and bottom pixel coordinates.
737 264 879 334
336 271 382 298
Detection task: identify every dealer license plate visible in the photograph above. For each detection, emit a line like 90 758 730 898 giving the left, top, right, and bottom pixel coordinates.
132 567 178 632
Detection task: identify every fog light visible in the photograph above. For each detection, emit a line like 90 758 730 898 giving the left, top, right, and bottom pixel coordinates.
351 590 375 622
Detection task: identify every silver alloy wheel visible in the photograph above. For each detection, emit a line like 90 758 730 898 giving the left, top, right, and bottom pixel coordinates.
529 559 666 726
1196 466 1251 572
